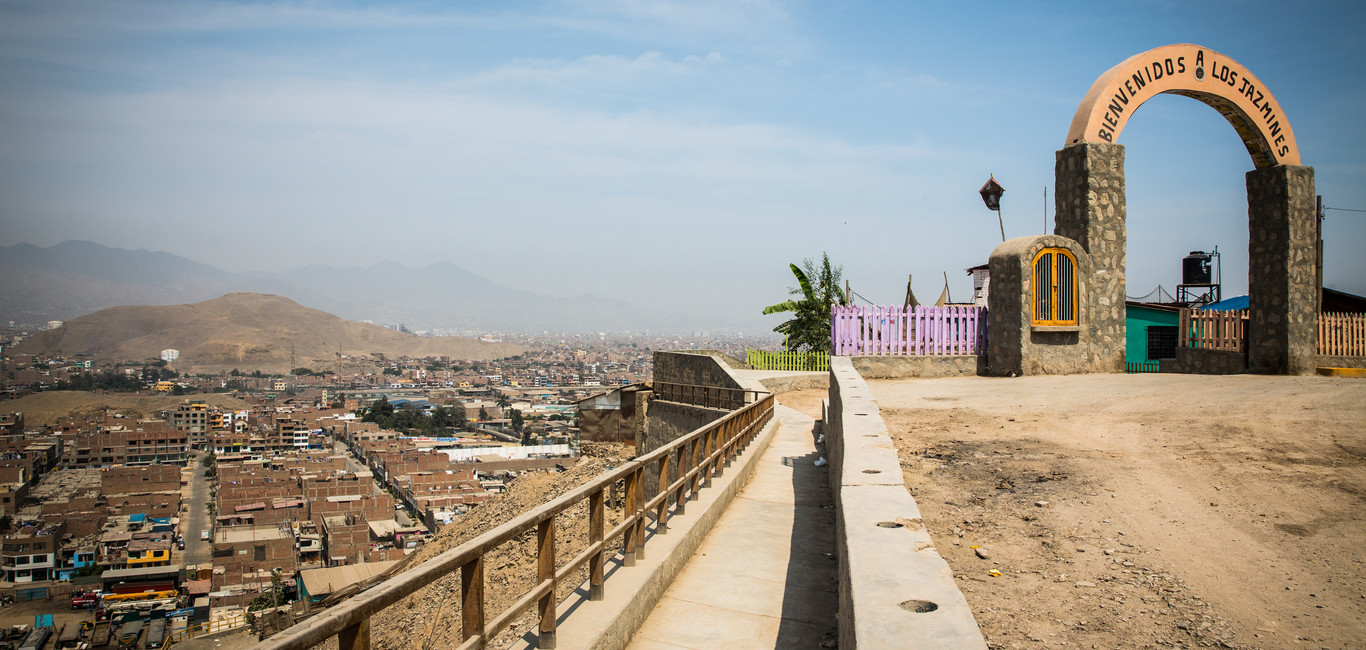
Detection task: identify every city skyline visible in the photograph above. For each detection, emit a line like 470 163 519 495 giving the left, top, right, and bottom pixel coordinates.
2 1 1364 331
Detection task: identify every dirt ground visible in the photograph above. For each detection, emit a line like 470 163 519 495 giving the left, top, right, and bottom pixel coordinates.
789 373 1366 650
0 390 250 427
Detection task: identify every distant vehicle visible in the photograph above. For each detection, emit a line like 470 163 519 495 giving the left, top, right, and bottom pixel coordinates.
70 592 100 609
200 530 210 540
177 538 185 550
145 617 166 648
116 618 143 649
17 626 52 650
90 620 112 647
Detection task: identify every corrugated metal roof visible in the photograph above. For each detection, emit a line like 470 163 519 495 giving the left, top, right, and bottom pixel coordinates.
299 561 398 598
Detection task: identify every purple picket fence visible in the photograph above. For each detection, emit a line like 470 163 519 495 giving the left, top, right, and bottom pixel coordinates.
830 305 987 356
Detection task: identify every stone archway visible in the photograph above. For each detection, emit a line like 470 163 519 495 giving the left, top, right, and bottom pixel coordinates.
1054 44 1317 374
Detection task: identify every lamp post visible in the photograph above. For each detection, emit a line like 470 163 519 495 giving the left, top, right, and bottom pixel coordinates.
979 175 1006 242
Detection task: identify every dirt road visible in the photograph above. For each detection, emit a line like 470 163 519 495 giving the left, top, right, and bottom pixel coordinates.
820 374 1366 649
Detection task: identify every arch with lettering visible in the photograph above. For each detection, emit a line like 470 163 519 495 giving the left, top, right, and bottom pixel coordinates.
1065 44 1299 168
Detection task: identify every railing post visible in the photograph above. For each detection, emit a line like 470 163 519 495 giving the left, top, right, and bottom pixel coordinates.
702 427 714 489
537 519 557 649
673 447 688 515
338 619 370 650
656 455 670 534
722 418 734 469
632 467 647 561
623 472 638 567
461 556 484 646
688 438 702 501
589 489 604 601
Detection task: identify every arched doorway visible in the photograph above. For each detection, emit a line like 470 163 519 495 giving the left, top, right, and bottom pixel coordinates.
1054 44 1316 374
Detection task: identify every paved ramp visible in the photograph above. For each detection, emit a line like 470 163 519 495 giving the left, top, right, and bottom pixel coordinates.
627 404 838 649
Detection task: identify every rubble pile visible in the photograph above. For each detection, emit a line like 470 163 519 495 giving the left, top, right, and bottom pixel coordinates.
366 442 634 649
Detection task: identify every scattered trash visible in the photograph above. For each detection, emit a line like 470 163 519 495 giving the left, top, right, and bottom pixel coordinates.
988 570 1002 577
814 457 828 467
816 433 825 444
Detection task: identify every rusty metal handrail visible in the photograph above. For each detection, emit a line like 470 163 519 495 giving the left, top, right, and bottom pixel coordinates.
261 392 775 650
650 381 760 410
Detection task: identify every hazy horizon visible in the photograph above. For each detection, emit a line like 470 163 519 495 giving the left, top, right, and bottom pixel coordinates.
3 2 1363 333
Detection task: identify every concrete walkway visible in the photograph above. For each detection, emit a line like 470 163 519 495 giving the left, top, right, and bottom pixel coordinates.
626 404 838 649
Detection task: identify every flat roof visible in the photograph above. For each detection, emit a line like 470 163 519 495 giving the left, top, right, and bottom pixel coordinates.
101 566 180 580
216 525 291 544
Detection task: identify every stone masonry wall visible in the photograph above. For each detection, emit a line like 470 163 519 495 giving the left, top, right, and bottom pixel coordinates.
1054 143 1127 372
987 235 1095 376
1162 347 1248 375
651 351 744 390
851 355 983 379
1246 165 1318 374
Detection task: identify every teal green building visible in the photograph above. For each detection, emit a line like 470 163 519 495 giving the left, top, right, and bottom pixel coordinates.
1124 302 1181 371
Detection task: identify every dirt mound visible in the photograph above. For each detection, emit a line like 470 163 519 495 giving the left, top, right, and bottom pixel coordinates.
1 390 251 427
361 442 634 649
11 292 525 373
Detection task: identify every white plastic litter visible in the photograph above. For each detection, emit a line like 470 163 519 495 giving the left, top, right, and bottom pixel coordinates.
814 457 828 467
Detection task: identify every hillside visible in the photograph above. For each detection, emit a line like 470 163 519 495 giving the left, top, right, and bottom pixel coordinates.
0 391 252 428
10 292 525 372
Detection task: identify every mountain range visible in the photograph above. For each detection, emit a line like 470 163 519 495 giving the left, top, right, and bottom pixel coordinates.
0 241 698 333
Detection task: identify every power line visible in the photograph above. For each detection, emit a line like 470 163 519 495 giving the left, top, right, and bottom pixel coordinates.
848 289 876 305
1324 206 1366 214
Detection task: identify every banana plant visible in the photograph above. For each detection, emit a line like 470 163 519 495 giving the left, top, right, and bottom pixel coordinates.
762 253 847 352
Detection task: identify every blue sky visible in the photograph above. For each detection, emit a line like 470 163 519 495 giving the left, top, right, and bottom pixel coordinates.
1 1 1363 332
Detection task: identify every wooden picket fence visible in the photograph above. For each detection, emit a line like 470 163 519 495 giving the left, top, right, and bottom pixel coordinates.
1179 308 1248 352
745 348 830 372
1318 312 1366 356
831 305 986 356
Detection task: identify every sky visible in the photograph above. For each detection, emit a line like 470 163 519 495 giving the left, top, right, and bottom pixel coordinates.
1 0 1364 333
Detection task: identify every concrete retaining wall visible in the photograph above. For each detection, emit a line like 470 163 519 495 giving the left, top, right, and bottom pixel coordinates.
851 355 984 379
1314 354 1366 369
750 372 829 393
825 357 986 649
1164 347 1249 374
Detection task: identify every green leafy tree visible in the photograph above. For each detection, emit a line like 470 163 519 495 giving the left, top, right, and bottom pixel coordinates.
762 253 848 352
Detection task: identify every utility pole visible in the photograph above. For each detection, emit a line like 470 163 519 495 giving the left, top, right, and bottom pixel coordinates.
1316 195 1324 314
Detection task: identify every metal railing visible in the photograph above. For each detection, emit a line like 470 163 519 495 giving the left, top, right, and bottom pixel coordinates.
650 381 761 410
166 613 248 645
261 392 775 650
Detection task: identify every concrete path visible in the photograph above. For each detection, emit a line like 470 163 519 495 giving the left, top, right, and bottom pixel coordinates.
626 404 838 650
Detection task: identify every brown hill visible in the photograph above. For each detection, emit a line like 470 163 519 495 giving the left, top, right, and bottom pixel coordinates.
0 391 252 428
12 292 525 372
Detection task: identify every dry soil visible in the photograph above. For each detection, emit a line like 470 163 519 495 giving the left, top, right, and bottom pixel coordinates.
850 373 1366 649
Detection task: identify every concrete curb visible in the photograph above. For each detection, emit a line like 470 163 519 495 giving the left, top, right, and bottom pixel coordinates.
508 412 781 650
1317 367 1366 377
826 357 987 649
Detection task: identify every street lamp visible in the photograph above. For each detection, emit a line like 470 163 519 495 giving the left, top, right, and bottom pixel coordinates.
979 175 1006 242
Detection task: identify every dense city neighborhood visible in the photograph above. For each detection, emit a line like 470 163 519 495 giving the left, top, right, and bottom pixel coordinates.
0 321 770 645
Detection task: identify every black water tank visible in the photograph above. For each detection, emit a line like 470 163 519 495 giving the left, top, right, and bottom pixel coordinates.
1183 251 1212 284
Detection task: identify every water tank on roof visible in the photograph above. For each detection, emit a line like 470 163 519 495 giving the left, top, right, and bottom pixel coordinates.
1182 251 1212 285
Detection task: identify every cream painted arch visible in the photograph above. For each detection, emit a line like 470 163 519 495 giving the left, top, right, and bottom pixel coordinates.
1065 43 1300 168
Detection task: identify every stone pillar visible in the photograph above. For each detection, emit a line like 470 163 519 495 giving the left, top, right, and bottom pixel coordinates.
1054 143 1126 372
1246 165 1317 374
